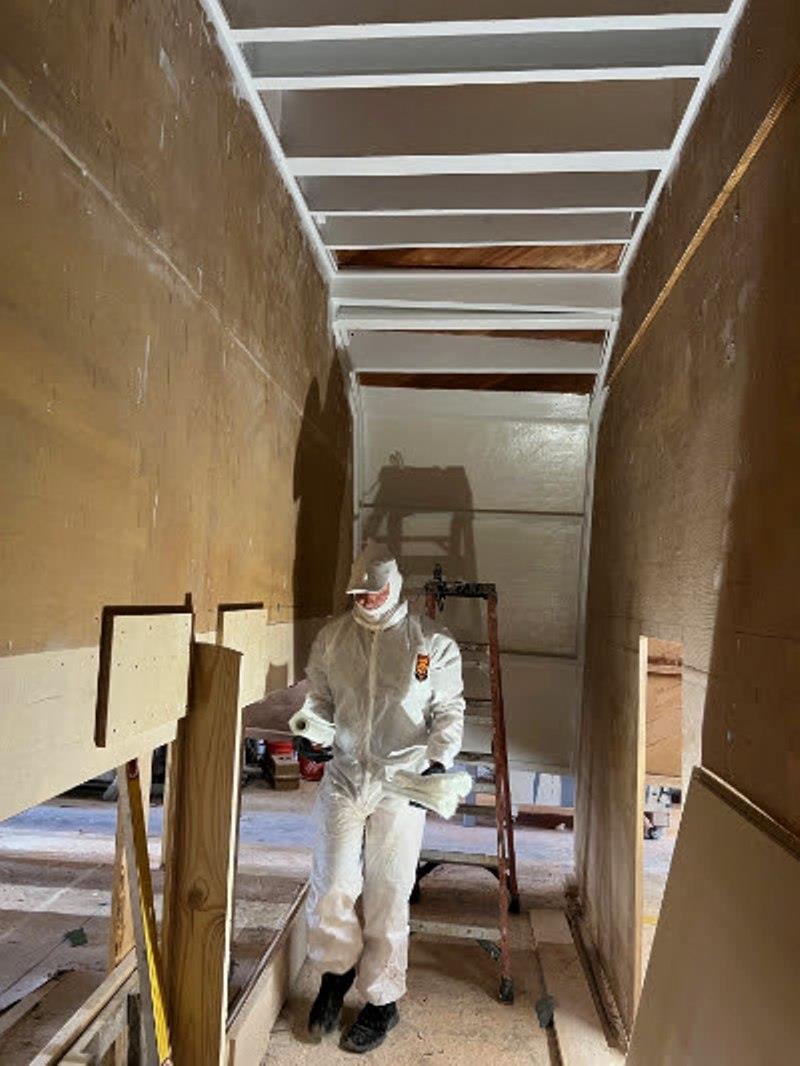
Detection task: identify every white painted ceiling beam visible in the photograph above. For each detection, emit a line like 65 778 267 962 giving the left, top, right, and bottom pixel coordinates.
348 331 603 373
279 81 693 157
319 212 635 248
244 28 713 89
226 1 729 40
332 270 622 313
291 151 670 178
335 307 617 333
301 173 652 215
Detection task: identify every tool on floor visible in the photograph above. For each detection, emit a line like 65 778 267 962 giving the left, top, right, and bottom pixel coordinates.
410 565 520 1003
118 758 173 1065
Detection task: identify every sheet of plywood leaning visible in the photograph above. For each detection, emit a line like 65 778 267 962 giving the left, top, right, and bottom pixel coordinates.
628 768 800 1065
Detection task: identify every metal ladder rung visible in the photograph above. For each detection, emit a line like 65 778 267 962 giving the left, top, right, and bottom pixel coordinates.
465 715 493 727
410 919 501 943
471 781 495 794
457 802 496 817
456 750 493 764
465 697 492 707
418 849 499 869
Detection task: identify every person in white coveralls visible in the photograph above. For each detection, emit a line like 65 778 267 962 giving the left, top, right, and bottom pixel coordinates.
294 542 465 1054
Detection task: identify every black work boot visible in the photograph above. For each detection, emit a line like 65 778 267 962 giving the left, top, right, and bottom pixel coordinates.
308 968 356 1036
340 1002 399 1053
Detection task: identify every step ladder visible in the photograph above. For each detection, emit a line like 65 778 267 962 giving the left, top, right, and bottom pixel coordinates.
410 565 520 1003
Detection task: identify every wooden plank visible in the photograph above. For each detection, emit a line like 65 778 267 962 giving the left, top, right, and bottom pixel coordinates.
29 954 136 1066
357 372 595 393
0 648 179 823
163 643 242 1066
628 769 800 1064
66 973 137 1063
531 909 624 1065
226 884 308 1066
644 671 682 778
95 608 192 748
409 919 501 941
216 604 269 707
0 974 63 1040
335 244 624 270
108 754 153 969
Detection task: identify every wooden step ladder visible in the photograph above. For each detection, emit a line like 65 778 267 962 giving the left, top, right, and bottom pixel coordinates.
410 565 520 1003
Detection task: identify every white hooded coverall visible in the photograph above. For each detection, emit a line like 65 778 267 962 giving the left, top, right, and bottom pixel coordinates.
303 561 465 1006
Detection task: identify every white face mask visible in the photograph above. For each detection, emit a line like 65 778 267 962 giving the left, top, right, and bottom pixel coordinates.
352 567 404 628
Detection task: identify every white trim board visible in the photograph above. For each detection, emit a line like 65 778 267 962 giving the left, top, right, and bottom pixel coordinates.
348 331 603 374
230 13 728 45
290 151 671 177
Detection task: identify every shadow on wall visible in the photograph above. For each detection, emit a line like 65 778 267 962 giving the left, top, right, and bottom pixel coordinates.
292 364 352 673
361 462 485 635
362 462 477 589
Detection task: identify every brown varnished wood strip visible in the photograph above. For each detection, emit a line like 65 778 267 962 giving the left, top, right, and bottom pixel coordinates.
336 244 624 271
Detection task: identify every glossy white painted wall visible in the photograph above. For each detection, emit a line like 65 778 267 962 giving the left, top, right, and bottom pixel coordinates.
359 386 589 772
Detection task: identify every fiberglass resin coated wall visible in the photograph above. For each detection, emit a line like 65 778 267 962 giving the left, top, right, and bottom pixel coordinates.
360 386 590 773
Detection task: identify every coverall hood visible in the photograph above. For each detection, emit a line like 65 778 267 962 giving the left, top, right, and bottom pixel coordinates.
348 543 405 628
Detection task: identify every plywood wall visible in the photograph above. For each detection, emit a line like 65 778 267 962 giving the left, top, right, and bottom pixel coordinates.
575 0 800 1031
360 387 589 772
0 0 351 813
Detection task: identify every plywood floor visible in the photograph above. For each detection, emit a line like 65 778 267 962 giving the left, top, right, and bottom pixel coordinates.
0 778 673 1062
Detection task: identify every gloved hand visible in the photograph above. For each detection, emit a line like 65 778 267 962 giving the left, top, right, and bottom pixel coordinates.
293 735 334 764
411 761 446 809
422 761 445 776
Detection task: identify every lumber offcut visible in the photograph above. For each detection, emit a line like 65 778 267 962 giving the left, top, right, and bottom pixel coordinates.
628 769 800 1065
530 909 623 1066
163 643 243 1066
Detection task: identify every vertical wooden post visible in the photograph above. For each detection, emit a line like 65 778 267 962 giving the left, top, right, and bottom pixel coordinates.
162 643 242 1065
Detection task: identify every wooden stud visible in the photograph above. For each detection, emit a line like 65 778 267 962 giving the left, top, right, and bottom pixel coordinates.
163 643 243 1066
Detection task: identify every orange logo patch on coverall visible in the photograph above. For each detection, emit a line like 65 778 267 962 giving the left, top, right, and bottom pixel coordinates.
414 653 430 681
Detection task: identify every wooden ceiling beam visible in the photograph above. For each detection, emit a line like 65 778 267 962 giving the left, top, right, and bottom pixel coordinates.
357 372 596 393
335 244 624 271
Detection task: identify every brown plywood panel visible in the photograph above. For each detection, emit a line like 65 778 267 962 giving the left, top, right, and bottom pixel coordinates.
358 372 595 393
628 771 800 1065
645 672 682 779
575 0 800 1034
0 0 352 659
337 244 623 271
95 609 192 747
217 605 269 708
